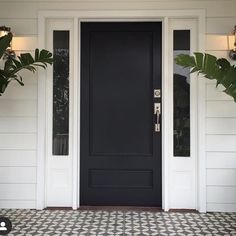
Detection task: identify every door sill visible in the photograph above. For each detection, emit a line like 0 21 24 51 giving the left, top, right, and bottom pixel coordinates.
169 209 199 213
45 207 73 210
78 206 163 212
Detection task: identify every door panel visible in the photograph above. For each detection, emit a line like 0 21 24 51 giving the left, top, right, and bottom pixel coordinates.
81 22 162 206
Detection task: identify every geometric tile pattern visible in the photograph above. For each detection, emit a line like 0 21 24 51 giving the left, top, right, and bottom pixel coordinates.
0 209 236 235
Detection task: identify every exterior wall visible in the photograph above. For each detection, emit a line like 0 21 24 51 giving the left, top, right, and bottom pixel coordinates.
206 36 236 212
0 0 236 211
0 67 37 208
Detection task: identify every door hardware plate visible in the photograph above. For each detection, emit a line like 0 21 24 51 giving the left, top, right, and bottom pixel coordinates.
154 103 161 132
154 89 161 98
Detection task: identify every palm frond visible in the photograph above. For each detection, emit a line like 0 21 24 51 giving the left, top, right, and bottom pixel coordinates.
0 46 53 96
175 53 236 101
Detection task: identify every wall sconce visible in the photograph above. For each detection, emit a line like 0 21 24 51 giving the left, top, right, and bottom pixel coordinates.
229 25 236 60
0 25 16 59
0 25 11 37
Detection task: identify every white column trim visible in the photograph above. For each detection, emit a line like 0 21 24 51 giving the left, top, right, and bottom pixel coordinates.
37 13 46 210
197 13 206 213
162 16 170 211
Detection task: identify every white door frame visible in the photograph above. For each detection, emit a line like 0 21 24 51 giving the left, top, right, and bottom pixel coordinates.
37 9 206 212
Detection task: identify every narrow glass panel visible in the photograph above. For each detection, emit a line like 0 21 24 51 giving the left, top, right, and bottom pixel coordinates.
173 30 190 157
52 31 69 155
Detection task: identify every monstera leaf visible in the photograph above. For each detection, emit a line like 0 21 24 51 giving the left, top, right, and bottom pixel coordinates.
175 53 236 101
0 33 53 96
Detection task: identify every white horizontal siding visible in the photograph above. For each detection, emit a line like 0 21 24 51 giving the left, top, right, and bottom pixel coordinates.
205 30 236 212
0 100 37 117
17 71 38 85
206 152 236 169
0 117 37 133
0 1 235 18
207 169 236 186
206 135 236 152
206 84 232 101
0 74 37 217
206 118 236 134
0 150 36 167
0 167 36 184
0 18 37 36
0 200 36 209
207 203 236 212
206 16 236 34
0 134 36 149
1 10 235 36
0 184 36 201
207 186 236 204
0 85 37 100
0 31 38 208
206 101 236 118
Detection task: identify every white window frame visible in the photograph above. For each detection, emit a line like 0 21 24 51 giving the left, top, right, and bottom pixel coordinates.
45 19 74 207
37 9 206 212
169 19 198 209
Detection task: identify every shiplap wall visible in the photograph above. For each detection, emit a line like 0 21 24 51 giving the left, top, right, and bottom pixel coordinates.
206 35 236 212
0 0 236 211
0 67 37 208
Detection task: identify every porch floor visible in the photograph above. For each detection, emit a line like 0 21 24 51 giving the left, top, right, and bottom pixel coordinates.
1 209 236 235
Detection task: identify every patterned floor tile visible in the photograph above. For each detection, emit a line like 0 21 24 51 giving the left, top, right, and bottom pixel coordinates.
0 209 235 235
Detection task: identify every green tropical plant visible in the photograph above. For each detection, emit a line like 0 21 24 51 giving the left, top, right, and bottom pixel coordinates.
175 52 236 101
0 33 53 95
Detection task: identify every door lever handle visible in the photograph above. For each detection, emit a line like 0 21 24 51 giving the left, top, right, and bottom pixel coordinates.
154 103 161 132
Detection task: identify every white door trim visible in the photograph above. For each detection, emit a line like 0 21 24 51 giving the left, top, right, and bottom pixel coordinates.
37 9 206 211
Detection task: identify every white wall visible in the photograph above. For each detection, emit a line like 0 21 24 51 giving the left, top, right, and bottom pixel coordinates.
0 0 236 211
206 35 236 212
0 64 37 208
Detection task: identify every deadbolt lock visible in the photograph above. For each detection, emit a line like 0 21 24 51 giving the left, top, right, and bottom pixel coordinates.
154 89 161 98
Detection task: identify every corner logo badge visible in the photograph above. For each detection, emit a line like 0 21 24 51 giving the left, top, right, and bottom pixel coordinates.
0 217 12 235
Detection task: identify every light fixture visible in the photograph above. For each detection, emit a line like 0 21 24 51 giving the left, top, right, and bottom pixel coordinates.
0 25 16 60
229 25 236 60
0 25 11 37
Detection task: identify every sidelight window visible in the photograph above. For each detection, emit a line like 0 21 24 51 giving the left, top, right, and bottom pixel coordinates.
52 31 70 155
173 30 190 157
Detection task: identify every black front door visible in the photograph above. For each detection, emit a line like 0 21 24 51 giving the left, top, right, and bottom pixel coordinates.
80 22 162 206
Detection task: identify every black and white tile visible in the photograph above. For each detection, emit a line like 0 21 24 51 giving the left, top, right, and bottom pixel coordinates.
0 209 236 235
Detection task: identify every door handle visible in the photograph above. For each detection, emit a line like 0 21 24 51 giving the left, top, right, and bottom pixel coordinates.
154 103 161 132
